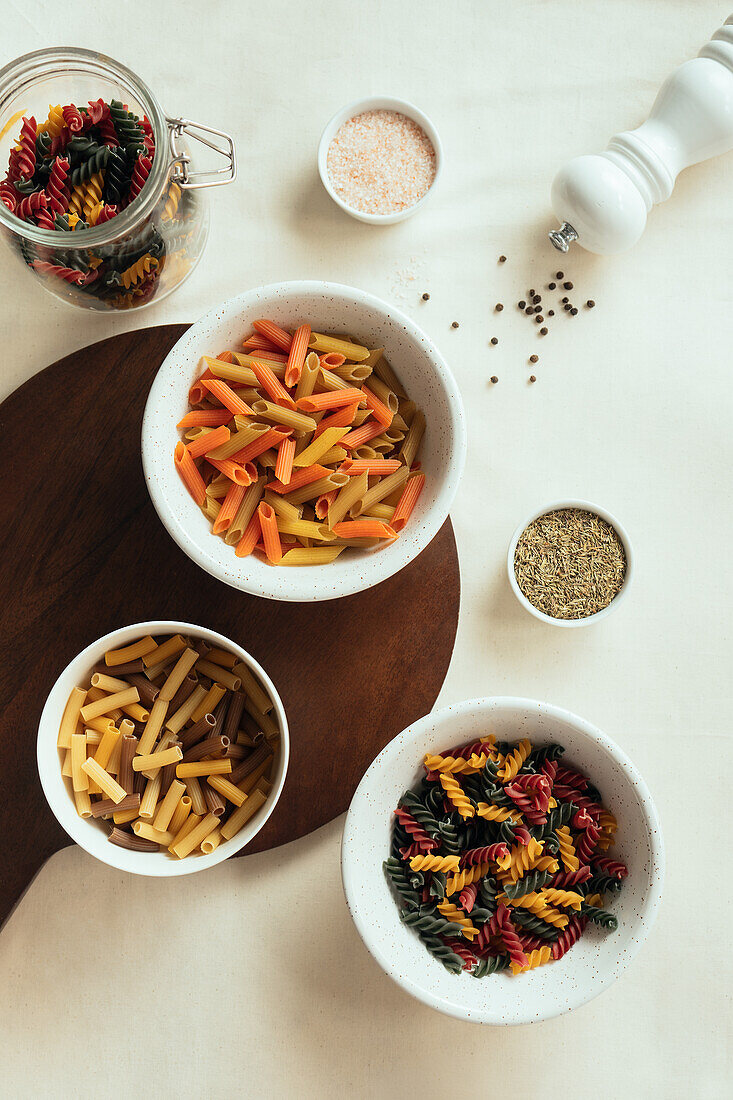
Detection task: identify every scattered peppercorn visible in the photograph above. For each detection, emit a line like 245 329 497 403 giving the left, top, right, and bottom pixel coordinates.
547 309 554 317
535 315 544 323
556 271 564 279
548 281 556 290
518 300 526 309
490 337 498 345
540 326 548 335
490 375 498 384
561 296 569 304
529 354 539 363
532 294 541 304
421 292 430 301
564 304 572 312
586 299 595 308
563 281 573 290
495 303 504 312
528 288 535 297
525 307 533 315
570 307 578 315
534 305 542 313
451 321 459 328
529 375 537 383
498 255 507 263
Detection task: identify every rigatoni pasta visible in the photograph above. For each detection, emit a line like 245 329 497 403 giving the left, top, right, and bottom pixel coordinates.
56 632 280 858
173 323 427 564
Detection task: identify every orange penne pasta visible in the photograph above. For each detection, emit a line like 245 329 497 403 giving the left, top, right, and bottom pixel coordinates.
212 481 246 534
319 352 346 368
341 459 401 475
362 386 394 427
311 403 358 439
188 368 213 406
295 388 363 413
390 473 425 532
177 409 232 429
185 424 230 459
174 442 206 506
216 350 235 362
207 458 257 486
332 520 397 539
274 437 296 485
257 502 283 564
230 427 292 465
250 349 287 362
243 332 278 351
235 510 261 557
315 489 338 519
285 324 311 388
266 463 330 495
201 379 254 416
339 419 385 450
253 319 292 352
249 358 296 409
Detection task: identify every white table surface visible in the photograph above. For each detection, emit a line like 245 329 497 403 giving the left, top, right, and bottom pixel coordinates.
1 2 730 1096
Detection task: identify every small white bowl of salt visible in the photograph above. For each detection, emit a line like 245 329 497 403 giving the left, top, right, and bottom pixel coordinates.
318 96 442 225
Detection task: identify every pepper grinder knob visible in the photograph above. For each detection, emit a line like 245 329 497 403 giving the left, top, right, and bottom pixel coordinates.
549 14 733 254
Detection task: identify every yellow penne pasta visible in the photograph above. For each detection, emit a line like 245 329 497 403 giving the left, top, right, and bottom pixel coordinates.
308 333 370 361
250 400 317 433
294 351 321 400
292 427 349 467
349 464 410 517
80 758 127 803
80 686 139 722
277 546 345 566
328 471 368 528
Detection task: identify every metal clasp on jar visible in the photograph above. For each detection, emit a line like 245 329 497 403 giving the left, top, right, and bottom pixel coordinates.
166 117 236 189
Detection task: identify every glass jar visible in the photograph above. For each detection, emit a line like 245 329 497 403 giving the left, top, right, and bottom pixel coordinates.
0 48 235 311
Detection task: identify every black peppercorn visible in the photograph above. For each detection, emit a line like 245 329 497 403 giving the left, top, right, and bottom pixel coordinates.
535 315 544 323
518 300 526 309
529 354 538 363
556 271 564 279
498 255 507 263
490 337 498 345
534 305 542 313
586 299 595 308
570 307 578 315
540 326 548 335
529 375 537 383
561 296 569 304
451 321 459 328
547 309 554 317
495 303 503 312
525 307 533 315
421 292 430 301
490 375 498 384
563 281 573 290
548 282 556 290
532 294 541 303
528 288 535 297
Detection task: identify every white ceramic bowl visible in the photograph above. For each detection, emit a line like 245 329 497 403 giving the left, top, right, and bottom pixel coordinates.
317 96 443 224
342 697 663 1025
37 620 289 876
507 499 634 627
142 281 465 602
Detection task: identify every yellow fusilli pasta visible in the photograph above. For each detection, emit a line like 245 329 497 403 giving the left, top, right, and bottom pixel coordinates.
38 104 65 137
120 252 159 290
408 853 460 874
445 862 490 896
424 751 490 775
439 773 475 819
436 901 480 940
498 738 531 782
556 825 579 872
539 887 583 911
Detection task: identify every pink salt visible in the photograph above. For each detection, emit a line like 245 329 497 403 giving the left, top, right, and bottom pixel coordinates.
326 109 436 216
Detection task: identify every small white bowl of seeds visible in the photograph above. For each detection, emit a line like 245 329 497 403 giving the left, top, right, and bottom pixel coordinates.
508 500 633 627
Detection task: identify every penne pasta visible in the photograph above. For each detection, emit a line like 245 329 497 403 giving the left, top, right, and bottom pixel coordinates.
307 332 370 361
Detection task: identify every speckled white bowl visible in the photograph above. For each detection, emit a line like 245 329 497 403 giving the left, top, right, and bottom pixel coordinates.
37 620 289 876
507 500 634 627
142 281 465 602
342 697 664 1024
317 96 443 224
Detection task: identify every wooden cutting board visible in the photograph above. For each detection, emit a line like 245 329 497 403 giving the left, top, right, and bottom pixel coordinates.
0 325 460 929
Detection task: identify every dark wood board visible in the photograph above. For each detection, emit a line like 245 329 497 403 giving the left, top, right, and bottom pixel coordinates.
0 325 460 929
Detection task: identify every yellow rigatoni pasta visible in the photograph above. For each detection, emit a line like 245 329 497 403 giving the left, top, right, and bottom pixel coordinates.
219 788 268 840
57 687 86 748
80 687 140 722
170 812 220 858
80 758 127 803
104 636 157 666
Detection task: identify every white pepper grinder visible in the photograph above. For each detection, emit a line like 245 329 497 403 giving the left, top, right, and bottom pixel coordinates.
549 14 733 254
